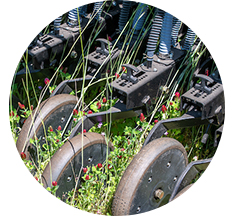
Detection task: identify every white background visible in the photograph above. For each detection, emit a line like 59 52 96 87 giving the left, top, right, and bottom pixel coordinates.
1 0 233 215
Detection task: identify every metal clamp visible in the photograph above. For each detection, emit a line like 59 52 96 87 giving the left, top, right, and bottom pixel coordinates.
96 38 112 56
194 74 214 94
121 64 139 84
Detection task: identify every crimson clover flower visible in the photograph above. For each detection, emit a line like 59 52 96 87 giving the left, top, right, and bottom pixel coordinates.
162 105 167 113
73 109 78 115
49 126 53 132
44 78 50 85
52 181 57 186
175 92 180 98
102 97 107 103
18 102 25 109
115 73 120 79
97 163 102 168
140 113 145 122
21 152 26 160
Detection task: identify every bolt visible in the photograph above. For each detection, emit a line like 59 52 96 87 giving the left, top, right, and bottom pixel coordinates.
155 189 164 200
136 206 141 213
71 50 78 58
61 117 65 123
67 176 72 182
88 157 93 163
153 68 157 72
148 177 152 183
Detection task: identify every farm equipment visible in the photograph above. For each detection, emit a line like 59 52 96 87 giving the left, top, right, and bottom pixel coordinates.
13 1 224 215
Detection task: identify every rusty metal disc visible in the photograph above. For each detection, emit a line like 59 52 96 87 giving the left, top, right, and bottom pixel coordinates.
112 138 188 215
16 94 78 161
42 132 113 199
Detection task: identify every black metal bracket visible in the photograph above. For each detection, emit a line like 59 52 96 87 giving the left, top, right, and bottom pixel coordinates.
143 110 210 146
181 78 224 121
169 158 212 202
69 100 142 139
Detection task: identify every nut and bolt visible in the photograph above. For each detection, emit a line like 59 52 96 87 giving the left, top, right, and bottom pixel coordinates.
154 189 164 200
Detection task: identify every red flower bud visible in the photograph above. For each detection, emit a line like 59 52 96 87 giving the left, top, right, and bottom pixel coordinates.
57 126 62 131
85 175 90 180
44 78 50 85
162 105 167 113
102 98 107 103
49 126 53 132
115 73 120 79
83 129 87 133
108 36 112 42
21 152 26 160
88 110 92 114
18 102 25 109
154 119 158 124
83 167 88 173
97 163 102 168
73 109 78 115
52 181 57 186
140 113 145 122
175 92 180 98
9 111 14 117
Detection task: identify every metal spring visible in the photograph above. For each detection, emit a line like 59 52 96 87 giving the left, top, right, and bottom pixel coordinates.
93 1 103 21
183 27 196 51
159 12 173 57
171 17 181 47
67 6 87 26
54 15 62 34
146 8 164 64
132 3 148 34
68 8 78 26
118 0 132 32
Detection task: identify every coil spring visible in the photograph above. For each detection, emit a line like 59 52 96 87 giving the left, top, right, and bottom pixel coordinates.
146 8 164 63
54 15 62 34
68 8 78 26
171 17 181 47
159 12 173 57
93 1 103 21
118 0 132 32
67 6 87 26
183 27 196 51
132 3 148 33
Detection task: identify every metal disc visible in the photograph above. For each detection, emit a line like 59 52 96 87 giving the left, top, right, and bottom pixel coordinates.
171 184 193 201
42 132 114 199
16 94 78 161
112 138 188 215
